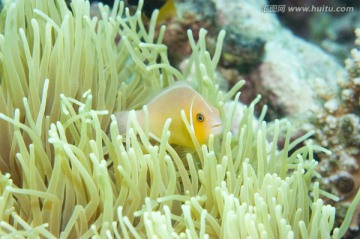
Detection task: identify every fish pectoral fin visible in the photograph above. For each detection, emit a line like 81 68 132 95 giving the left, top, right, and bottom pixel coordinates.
114 111 130 134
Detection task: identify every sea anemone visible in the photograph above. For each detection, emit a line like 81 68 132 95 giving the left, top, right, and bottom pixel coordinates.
0 0 358 238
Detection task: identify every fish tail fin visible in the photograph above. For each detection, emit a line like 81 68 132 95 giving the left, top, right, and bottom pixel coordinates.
114 111 130 134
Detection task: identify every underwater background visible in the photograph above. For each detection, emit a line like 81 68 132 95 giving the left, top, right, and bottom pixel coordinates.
0 0 360 238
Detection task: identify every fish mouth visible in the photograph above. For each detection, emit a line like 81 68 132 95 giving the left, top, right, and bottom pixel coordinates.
211 123 223 135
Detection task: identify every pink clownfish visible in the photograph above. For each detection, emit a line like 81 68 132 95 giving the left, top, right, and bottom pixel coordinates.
115 82 223 148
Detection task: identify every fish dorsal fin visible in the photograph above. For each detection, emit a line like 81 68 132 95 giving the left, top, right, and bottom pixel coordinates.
147 81 196 105
169 82 214 113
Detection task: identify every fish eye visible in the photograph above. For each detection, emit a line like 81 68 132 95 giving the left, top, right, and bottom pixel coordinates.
196 113 205 122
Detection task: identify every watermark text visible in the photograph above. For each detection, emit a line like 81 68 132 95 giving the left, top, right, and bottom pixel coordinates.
261 4 354 13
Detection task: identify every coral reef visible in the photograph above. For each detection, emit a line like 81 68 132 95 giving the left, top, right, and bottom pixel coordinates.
0 0 359 238
313 28 360 236
161 0 347 120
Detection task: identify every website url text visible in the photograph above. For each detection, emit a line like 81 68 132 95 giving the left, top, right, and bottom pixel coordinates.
261 4 354 13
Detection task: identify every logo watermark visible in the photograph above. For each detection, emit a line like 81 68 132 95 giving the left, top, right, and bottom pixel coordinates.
261 4 354 13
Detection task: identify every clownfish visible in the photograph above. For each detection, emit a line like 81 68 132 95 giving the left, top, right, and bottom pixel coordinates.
128 0 176 23
115 82 223 148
